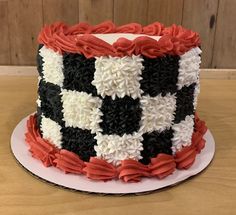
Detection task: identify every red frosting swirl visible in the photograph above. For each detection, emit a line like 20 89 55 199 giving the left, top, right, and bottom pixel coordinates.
113 38 135 56
76 35 116 58
133 36 164 58
175 146 197 169
192 131 206 153
65 22 90 35
116 23 142 33
195 113 208 135
158 36 175 53
118 160 150 182
142 22 164 36
38 25 57 52
25 115 58 167
38 21 201 57
149 154 176 179
163 24 200 52
90 21 116 34
83 157 118 181
54 150 85 174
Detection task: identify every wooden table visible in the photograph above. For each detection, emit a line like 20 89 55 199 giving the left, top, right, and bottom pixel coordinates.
0 76 236 215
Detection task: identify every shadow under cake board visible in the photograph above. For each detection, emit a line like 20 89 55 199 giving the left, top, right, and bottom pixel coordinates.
10 114 215 195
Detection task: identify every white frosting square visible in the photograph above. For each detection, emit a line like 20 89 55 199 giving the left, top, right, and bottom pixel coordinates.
177 47 201 90
139 93 176 133
40 116 62 148
39 46 64 87
171 115 194 154
94 132 143 166
61 89 103 133
92 55 144 99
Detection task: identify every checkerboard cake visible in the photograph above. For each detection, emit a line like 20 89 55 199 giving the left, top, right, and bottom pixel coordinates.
25 21 207 182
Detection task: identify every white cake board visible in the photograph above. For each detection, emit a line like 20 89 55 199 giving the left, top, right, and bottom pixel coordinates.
11 115 215 194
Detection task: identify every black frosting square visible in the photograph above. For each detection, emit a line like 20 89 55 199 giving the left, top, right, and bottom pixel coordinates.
140 55 179 97
174 83 196 124
62 53 97 96
36 106 42 131
140 129 173 165
38 79 64 126
99 96 142 136
61 127 97 162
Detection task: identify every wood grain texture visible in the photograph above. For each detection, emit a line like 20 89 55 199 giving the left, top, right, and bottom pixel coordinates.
200 69 236 80
1 76 236 214
148 0 184 26
2 66 236 79
212 0 236 68
79 0 113 24
0 66 37 76
1 0 236 68
114 0 148 25
0 1 10 64
8 0 43 65
43 0 78 25
182 0 218 68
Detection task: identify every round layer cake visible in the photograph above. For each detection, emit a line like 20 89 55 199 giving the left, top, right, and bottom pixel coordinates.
25 21 207 182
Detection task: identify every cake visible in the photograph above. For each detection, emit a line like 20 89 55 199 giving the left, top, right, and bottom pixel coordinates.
25 21 207 183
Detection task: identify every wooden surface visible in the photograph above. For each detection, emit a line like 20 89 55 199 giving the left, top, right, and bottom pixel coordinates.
0 0 236 68
114 0 148 25
79 0 113 24
43 0 78 25
0 75 236 214
1 66 236 80
148 0 184 26
212 0 236 68
182 0 218 68
8 0 43 65
0 1 10 64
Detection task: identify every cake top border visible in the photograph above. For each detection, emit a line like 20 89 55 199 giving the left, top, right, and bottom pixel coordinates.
38 21 200 58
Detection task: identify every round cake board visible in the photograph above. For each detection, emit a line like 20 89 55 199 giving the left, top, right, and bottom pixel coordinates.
11 115 215 195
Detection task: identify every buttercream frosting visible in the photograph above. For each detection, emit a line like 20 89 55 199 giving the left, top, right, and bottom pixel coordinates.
118 159 150 182
177 47 201 90
94 132 143 166
40 115 62 148
25 114 207 182
171 115 194 153
54 149 85 174
92 55 144 99
140 93 176 133
38 21 200 58
39 46 64 87
61 89 103 133
149 154 176 179
193 79 200 110
25 115 58 167
83 157 118 181
90 33 161 45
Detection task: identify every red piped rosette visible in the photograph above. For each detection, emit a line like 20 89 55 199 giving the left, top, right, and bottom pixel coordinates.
25 114 207 183
38 21 200 58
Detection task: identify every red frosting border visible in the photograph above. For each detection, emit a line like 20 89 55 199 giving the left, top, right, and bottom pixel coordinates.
25 113 207 183
38 21 200 58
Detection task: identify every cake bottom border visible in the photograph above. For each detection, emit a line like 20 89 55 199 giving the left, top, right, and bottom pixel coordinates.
11 114 215 194
11 115 214 193
21 113 209 181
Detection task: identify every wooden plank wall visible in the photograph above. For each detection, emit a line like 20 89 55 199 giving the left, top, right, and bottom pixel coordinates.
0 0 235 68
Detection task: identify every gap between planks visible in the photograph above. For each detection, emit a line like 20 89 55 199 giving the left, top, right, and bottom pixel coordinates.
0 66 236 79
